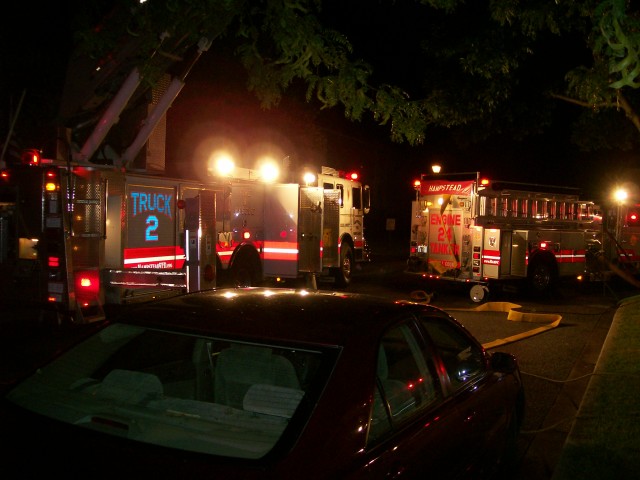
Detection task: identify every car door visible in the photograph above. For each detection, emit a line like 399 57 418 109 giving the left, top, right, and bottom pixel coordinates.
418 314 511 475
360 320 469 479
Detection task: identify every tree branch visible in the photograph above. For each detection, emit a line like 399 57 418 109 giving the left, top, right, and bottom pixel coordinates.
548 92 613 109
550 91 640 135
616 92 640 133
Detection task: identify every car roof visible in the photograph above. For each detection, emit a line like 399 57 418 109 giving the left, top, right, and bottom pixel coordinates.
116 288 445 348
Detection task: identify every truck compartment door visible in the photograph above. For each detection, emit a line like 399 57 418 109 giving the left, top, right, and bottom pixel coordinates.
482 229 500 279
264 184 300 278
298 187 323 274
511 231 528 277
321 189 340 269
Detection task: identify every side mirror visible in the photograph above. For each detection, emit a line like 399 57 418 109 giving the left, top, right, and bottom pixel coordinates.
490 351 518 374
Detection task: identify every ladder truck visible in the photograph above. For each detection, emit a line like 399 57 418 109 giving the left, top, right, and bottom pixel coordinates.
0 156 370 323
0 16 371 323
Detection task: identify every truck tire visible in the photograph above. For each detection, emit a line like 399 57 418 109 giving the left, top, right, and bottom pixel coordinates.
334 244 353 288
528 259 556 293
470 284 488 303
230 249 262 287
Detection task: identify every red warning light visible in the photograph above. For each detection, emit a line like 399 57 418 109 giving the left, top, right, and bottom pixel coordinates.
75 269 100 306
21 149 41 166
348 172 359 181
243 231 251 240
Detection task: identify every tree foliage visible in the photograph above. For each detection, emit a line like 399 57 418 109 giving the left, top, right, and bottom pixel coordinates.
20 0 640 152
70 0 512 146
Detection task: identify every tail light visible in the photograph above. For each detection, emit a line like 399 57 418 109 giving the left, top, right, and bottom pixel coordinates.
75 269 100 306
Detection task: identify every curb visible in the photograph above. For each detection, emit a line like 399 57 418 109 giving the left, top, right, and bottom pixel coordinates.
552 295 640 479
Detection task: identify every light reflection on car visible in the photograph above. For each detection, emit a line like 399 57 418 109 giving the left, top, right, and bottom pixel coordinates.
2 288 524 478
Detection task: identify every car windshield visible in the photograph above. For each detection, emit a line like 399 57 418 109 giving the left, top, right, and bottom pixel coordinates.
6 323 329 460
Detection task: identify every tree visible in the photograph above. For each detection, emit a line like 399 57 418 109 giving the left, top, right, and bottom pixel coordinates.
9 0 640 159
68 0 495 147
544 0 640 151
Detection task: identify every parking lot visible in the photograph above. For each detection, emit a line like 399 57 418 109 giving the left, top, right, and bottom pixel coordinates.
0 254 629 479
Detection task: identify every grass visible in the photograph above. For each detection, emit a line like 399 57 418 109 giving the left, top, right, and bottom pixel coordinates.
552 295 640 479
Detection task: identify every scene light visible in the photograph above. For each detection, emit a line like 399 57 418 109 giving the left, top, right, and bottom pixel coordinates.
303 172 316 186
259 161 279 183
614 188 628 204
212 152 235 177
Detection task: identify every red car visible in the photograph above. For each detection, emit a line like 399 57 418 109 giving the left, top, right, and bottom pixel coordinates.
2 288 524 478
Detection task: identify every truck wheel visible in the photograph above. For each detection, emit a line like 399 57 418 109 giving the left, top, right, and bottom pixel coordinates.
470 284 488 303
529 261 555 293
231 251 262 287
334 244 353 288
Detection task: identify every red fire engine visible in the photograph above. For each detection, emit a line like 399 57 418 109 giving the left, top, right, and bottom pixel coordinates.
407 172 639 302
0 153 370 322
216 164 370 290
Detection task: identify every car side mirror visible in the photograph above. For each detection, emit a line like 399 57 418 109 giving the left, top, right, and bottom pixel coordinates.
490 351 518 374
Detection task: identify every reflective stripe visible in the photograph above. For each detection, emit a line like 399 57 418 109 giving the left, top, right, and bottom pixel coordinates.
264 241 299 261
554 250 586 263
124 246 185 269
482 249 500 265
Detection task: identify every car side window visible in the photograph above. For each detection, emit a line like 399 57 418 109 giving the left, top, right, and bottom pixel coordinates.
368 322 440 444
419 315 486 391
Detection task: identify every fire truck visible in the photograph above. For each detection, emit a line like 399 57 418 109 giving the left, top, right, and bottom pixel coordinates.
407 172 639 302
217 165 370 290
0 22 371 322
0 156 370 322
